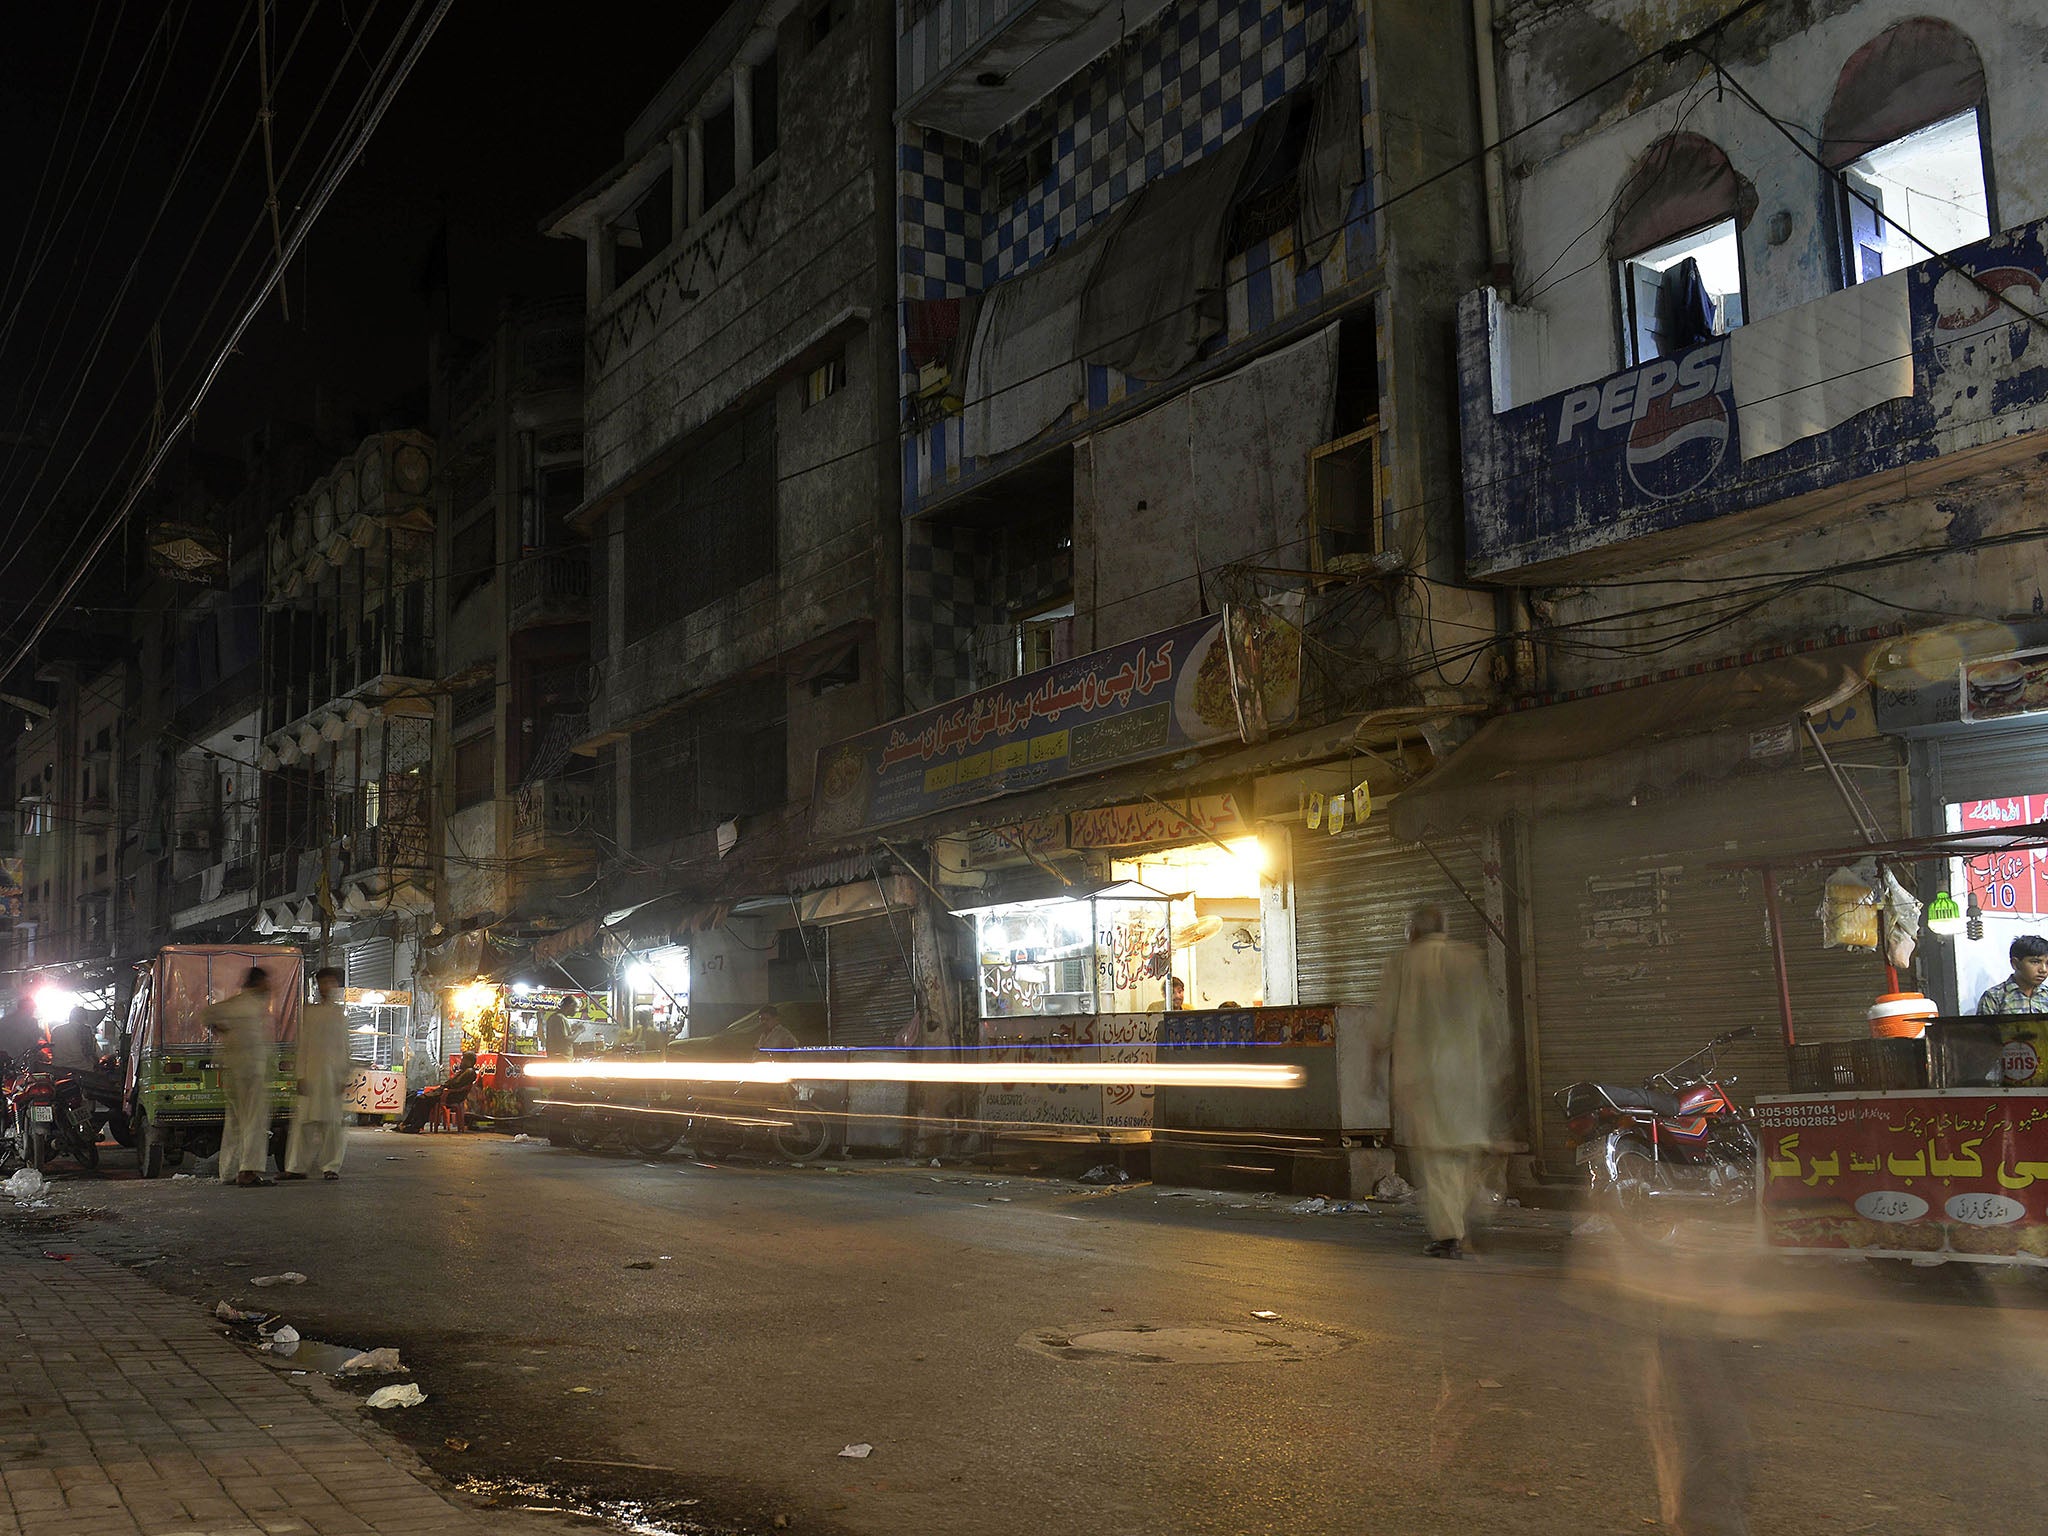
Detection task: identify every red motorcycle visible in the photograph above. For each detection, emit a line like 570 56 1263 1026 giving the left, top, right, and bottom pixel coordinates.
1560 1026 1758 1243
3 1039 102 1174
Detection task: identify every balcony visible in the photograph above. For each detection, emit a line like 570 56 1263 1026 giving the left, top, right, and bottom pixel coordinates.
899 0 1168 139
508 550 591 631
170 854 257 929
1458 216 2048 580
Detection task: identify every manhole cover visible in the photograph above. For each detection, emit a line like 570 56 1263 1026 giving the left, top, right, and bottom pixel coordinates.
1019 1321 1350 1365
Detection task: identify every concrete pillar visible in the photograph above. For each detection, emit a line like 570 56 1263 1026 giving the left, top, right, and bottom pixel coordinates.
668 127 688 235
584 227 613 309
733 65 754 182
686 115 705 222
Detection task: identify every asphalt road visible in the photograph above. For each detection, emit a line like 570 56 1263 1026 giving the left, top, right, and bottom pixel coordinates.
22 1130 2048 1535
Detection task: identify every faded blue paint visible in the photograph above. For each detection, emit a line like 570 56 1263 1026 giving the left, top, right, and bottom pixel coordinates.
1461 220 2048 578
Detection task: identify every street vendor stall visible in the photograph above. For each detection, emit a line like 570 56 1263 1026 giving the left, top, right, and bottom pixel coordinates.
1738 819 2048 1264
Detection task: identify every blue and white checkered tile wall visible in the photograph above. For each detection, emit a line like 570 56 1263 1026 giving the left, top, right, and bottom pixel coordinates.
897 0 1370 506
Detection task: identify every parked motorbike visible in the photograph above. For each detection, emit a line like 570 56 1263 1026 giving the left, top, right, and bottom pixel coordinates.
548 1076 835 1162
1560 1026 1759 1243
2 1040 102 1173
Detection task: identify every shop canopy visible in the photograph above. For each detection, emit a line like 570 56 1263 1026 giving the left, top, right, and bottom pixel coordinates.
949 879 1183 920
1389 650 1871 841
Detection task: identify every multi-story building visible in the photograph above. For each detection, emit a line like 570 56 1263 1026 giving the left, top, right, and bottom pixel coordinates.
1406 0 2048 1173
543 0 901 1035
430 299 596 947
796 0 1498 1179
253 430 439 1067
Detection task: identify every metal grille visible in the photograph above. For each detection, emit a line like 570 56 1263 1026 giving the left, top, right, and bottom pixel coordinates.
1290 818 1487 1008
1526 747 1903 1172
1930 724 2048 804
345 937 396 990
827 915 916 1048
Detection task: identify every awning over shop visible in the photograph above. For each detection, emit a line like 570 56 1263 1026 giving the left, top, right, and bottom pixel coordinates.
1390 650 1872 841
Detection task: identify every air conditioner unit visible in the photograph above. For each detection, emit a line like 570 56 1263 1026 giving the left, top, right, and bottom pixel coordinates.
175 826 214 852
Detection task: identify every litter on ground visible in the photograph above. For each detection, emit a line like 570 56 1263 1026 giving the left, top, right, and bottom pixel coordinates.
838 1444 873 1459
364 1383 426 1409
341 1347 405 1374
1251 1310 1282 1321
1079 1165 1131 1185
251 1272 308 1287
1373 1175 1416 1202
4 1168 51 1201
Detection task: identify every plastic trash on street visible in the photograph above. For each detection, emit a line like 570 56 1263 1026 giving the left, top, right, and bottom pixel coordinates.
1079 1165 1130 1185
364 1383 426 1409
1372 1174 1416 1201
4 1168 51 1201
251 1271 308 1287
838 1443 873 1459
341 1347 405 1374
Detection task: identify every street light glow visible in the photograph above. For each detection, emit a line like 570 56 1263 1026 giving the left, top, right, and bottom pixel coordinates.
521 1059 1305 1090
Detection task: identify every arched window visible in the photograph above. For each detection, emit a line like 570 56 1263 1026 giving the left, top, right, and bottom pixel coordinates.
1612 133 1754 365
1822 18 1989 285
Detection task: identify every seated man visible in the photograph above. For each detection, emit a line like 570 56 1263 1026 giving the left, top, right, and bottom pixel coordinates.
394 1051 480 1133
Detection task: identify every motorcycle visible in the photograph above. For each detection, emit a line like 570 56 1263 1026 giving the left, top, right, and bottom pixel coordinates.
1560 1026 1759 1243
3 1040 102 1174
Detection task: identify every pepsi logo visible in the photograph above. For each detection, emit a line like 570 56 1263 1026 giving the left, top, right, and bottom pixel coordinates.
1933 266 2044 332
1627 380 1730 500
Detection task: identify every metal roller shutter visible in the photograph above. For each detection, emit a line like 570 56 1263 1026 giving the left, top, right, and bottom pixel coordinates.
345 937 395 990
1931 724 2048 804
1527 747 1903 1172
1291 818 1487 1007
826 915 917 1048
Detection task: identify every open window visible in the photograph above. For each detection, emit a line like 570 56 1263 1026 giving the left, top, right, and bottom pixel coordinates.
1823 20 1989 286
1610 134 1752 365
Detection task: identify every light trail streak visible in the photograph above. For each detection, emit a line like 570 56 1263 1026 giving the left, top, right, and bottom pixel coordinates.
519 1060 1306 1090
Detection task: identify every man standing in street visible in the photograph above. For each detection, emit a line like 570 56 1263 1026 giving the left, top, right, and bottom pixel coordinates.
1377 904 1510 1260
204 967 276 1187
284 967 351 1181
1977 934 2048 1015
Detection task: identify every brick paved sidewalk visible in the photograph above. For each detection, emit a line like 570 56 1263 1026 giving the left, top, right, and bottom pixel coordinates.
0 1243 530 1536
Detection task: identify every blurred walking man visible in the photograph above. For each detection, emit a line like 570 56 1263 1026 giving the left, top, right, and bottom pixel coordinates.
284 967 350 1180
1378 904 1509 1259
204 967 276 1187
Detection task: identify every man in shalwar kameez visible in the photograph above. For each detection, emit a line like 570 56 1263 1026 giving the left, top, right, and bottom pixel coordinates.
1376 904 1510 1259
204 967 276 1187
284 966 351 1180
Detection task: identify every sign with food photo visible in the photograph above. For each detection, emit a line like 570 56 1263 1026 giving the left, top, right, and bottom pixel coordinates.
811 607 1301 836
1758 1092 2048 1262
1961 647 2048 723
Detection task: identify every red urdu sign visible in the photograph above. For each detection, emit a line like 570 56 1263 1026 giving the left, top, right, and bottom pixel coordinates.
1758 1091 2048 1263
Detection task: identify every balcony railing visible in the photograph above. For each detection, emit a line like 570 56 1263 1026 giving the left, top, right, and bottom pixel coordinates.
508 550 591 630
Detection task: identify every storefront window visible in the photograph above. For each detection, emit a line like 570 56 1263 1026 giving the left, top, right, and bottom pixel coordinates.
621 944 690 1047
1112 836 1269 1010
1948 796 2048 1009
964 882 1176 1020
505 985 613 1057
342 988 412 1070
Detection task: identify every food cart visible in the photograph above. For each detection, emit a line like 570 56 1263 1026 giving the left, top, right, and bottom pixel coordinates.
1739 819 2048 1264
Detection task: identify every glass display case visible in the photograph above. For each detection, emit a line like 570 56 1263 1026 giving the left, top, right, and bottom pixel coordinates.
962 881 1177 1019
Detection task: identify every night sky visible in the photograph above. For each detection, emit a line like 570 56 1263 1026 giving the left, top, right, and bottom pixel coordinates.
0 0 716 655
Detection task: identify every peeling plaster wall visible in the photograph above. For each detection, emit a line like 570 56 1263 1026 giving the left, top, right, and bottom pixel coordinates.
1494 0 2048 402
1473 0 2048 692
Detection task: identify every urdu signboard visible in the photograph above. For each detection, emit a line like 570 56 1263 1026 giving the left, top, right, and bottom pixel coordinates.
813 610 1300 836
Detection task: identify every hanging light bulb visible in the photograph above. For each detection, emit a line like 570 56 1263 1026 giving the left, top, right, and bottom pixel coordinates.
1966 893 1985 942
1926 890 1965 937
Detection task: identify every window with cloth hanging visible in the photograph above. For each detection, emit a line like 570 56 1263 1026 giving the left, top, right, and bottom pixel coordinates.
1610 133 1754 365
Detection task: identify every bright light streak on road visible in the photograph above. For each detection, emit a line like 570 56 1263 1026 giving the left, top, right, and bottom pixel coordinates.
520 1060 1306 1089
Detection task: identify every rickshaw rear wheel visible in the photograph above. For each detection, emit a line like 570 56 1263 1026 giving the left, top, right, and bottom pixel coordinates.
136 1111 166 1179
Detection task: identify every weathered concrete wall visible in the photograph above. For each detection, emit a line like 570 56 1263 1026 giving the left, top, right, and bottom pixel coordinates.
584 0 892 743
1494 0 2048 402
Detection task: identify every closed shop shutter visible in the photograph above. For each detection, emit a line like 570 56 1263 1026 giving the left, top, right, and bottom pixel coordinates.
345 936 395 991
827 915 916 1048
1291 817 1487 1007
1527 745 1902 1172
1930 723 2048 804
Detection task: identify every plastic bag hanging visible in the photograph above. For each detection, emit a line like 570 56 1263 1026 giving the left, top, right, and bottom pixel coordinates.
1820 862 1879 950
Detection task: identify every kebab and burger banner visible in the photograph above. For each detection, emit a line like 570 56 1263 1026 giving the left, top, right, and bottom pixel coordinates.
1759 1092 2048 1262
812 607 1301 837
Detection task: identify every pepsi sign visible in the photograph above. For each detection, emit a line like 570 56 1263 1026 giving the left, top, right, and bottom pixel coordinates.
1554 340 1733 500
